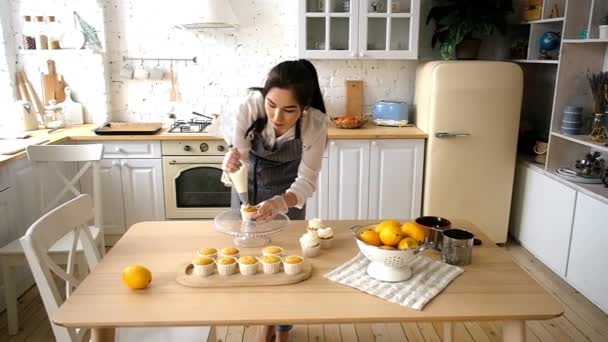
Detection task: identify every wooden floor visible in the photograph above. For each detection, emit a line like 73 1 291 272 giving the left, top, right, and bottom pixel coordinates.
1 240 607 342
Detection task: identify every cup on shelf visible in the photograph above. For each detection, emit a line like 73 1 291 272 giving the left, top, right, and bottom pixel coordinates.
560 105 583 135
533 141 548 164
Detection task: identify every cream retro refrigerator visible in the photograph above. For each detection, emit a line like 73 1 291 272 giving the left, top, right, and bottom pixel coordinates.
415 61 523 244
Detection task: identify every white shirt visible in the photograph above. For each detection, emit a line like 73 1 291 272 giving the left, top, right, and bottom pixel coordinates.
231 91 328 208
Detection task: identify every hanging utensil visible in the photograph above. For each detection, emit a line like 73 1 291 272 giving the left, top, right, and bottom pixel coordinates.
169 63 177 102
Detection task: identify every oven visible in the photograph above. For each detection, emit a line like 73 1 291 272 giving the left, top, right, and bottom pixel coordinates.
162 140 231 219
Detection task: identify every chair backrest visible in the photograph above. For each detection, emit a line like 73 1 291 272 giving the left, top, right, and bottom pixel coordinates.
19 194 101 342
26 144 105 250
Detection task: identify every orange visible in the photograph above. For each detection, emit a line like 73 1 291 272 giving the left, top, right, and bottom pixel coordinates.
379 245 396 250
397 237 419 250
401 221 426 244
121 265 152 290
379 226 404 246
374 220 401 233
359 229 382 246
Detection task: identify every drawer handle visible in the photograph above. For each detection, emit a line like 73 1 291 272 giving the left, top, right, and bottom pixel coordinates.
114 147 125 153
434 132 471 138
0 186 10 193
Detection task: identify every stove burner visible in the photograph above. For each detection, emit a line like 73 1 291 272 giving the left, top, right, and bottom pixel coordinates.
167 119 212 133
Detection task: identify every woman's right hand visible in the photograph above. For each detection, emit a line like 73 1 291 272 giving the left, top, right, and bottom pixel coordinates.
222 148 242 173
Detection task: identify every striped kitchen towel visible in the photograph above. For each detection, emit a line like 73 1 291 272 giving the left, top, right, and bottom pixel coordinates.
324 253 463 310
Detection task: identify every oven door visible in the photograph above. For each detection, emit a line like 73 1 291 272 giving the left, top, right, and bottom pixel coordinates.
163 156 232 219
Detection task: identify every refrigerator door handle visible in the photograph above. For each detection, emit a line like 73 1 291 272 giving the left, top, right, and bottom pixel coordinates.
434 132 471 138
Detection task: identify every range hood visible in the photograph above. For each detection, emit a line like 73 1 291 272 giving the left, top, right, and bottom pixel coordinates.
176 0 238 29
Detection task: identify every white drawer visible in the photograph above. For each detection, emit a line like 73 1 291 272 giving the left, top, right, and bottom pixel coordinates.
80 141 161 159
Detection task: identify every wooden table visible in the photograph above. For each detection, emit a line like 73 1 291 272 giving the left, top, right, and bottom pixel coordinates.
53 220 562 342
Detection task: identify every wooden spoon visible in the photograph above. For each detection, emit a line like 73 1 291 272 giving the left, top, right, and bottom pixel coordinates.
169 64 177 102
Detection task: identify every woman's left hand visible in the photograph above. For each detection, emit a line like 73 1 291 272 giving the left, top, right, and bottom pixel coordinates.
254 195 289 223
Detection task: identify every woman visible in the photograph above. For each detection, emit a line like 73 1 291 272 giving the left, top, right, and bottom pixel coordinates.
222 59 327 342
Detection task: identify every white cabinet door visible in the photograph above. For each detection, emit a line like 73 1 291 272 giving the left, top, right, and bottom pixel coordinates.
368 139 423 220
9 158 40 232
121 159 165 229
567 193 608 313
306 156 330 220
328 140 370 219
80 160 126 235
510 165 576 277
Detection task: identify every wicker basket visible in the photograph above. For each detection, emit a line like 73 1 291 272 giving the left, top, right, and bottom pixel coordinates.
330 115 369 129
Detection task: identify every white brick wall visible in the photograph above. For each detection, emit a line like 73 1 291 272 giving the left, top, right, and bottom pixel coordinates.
5 0 422 123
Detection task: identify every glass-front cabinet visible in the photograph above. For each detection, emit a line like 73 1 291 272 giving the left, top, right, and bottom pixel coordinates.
299 0 419 59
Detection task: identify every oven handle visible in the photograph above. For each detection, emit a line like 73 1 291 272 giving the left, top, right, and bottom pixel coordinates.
168 160 219 166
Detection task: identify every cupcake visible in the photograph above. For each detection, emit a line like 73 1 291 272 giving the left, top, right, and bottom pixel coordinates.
197 247 218 259
307 218 323 234
299 232 321 257
216 256 237 276
317 227 334 249
260 255 282 274
192 256 215 277
262 245 283 257
240 204 258 222
220 246 240 259
283 255 304 275
238 256 259 276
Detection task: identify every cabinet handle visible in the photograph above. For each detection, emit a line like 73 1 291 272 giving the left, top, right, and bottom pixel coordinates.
331 141 336 146
350 52 356 58
371 141 377 146
359 52 365 58
112 161 119 167
0 186 10 193
434 132 471 138
114 147 126 153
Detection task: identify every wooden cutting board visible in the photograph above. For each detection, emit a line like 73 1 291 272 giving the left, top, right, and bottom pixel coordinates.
176 262 312 288
346 80 363 116
42 60 66 103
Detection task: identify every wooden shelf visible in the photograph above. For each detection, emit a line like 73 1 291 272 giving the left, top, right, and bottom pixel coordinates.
366 13 411 18
562 39 608 43
520 17 565 24
511 59 559 64
551 131 608 153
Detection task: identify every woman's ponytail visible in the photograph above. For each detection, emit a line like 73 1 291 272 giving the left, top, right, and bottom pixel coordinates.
298 59 326 114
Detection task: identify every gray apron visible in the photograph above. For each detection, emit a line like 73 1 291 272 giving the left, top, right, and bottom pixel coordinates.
231 117 305 219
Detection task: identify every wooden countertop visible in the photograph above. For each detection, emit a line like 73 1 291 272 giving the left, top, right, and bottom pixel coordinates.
0 123 427 167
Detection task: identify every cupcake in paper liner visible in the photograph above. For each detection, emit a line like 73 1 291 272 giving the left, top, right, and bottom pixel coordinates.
300 232 321 257
260 255 282 274
216 256 237 276
240 204 258 222
197 247 218 259
262 245 283 257
192 256 215 277
283 255 304 275
219 246 240 260
317 227 334 249
238 256 259 276
307 218 323 234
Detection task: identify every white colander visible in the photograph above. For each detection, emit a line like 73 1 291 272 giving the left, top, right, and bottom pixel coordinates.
351 225 425 282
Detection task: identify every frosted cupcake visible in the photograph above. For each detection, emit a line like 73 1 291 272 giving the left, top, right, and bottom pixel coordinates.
299 232 321 257
317 227 334 249
240 204 258 222
262 245 283 257
260 255 281 274
283 255 304 275
220 246 240 259
192 256 215 277
216 256 237 276
307 218 323 234
197 247 218 259
238 256 259 276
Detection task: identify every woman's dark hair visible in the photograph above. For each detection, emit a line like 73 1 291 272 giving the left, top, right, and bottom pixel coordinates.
251 59 326 113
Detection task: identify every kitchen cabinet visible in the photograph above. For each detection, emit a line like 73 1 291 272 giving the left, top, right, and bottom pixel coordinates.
368 139 423 220
327 139 423 220
78 141 164 237
306 155 330 220
567 193 608 313
510 164 576 277
298 0 420 59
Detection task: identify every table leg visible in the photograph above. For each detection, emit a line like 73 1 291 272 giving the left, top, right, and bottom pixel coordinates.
207 326 217 342
503 320 525 342
2 260 19 335
91 327 115 342
443 322 454 342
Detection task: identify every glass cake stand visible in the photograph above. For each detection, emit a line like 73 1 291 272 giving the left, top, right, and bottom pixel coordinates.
214 209 290 247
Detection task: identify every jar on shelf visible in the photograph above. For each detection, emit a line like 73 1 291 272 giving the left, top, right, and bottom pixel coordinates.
34 16 48 50
43 100 65 129
21 15 36 49
589 113 608 143
46 16 61 49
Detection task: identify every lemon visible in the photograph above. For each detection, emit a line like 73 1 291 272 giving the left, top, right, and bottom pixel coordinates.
379 245 396 250
379 226 404 246
401 221 426 244
374 220 401 233
122 265 152 290
359 229 382 246
397 237 419 250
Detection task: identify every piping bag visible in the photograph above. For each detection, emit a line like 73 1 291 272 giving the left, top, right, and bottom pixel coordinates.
228 145 250 206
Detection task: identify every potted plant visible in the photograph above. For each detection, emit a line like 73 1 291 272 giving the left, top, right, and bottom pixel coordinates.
426 0 514 60
599 14 608 40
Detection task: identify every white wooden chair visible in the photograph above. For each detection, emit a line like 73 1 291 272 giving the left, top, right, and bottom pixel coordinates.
20 194 211 342
0 144 105 335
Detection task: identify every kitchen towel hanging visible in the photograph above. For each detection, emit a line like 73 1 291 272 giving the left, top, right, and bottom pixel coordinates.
325 253 463 310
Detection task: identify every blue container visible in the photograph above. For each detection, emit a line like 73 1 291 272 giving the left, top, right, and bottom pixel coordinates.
561 105 582 135
372 101 410 122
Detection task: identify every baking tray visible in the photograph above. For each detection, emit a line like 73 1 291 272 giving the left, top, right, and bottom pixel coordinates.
94 122 162 135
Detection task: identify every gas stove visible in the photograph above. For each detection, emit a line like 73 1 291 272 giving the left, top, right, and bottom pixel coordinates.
166 119 212 133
